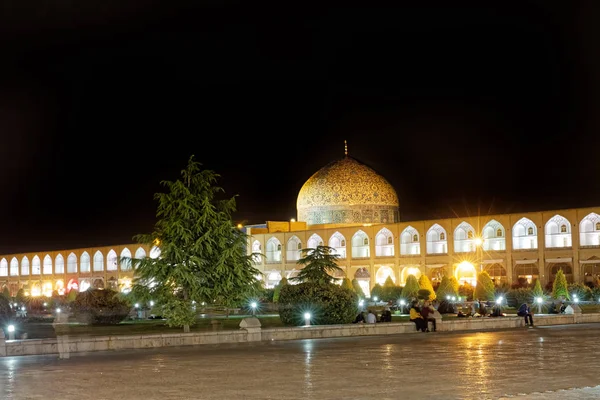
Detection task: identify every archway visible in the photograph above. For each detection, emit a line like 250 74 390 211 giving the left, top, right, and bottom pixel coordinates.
375 266 395 285
455 261 477 286
548 263 573 284
354 267 371 297
400 266 421 285
484 263 507 285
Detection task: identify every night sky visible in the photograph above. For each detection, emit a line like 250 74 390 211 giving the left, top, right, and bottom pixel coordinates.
1 1 599 253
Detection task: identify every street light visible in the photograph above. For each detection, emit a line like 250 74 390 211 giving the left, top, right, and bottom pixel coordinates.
536 297 543 314
7 325 15 340
250 301 257 316
304 312 311 326
373 296 378 303
496 296 503 305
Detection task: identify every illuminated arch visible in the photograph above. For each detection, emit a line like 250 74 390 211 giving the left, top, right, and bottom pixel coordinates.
55 254 65 274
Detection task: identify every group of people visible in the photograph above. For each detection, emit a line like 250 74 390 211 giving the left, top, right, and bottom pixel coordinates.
409 300 437 332
354 307 393 324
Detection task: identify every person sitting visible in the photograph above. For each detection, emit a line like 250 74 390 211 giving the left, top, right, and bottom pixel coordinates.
559 301 567 314
547 301 558 314
366 310 377 324
420 300 437 332
380 307 392 322
517 302 534 327
409 300 427 332
353 311 366 323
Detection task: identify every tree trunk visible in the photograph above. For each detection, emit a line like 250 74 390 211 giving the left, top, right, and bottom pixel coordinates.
183 324 190 333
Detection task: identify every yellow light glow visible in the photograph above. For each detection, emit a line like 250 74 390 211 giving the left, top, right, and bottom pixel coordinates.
290 218 296 222
153 238 161 246
474 238 483 246
237 224 243 229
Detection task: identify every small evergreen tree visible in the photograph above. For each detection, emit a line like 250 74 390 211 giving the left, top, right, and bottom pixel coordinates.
552 269 570 300
449 276 460 294
2 287 9 299
352 278 365 298
292 245 343 284
15 289 26 304
273 277 288 303
342 277 354 291
418 275 436 301
401 275 420 300
435 276 456 300
474 271 496 301
370 283 383 300
532 279 544 298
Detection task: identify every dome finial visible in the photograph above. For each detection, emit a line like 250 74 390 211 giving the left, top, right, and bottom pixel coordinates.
344 140 348 157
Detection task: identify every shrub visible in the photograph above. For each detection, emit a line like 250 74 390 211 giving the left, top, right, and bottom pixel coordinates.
273 277 288 303
401 275 420 300
449 276 460 294
532 279 544 298
260 288 275 303
435 276 456 300
505 288 533 308
459 284 474 301
417 289 431 300
71 289 131 325
370 283 383 300
568 283 592 301
552 270 570 300
474 271 495 301
418 275 436 301
2 287 9 299
0 294 14 325
351 279 366 298
342 278 354 291
278 282 358 326
25 297 47 313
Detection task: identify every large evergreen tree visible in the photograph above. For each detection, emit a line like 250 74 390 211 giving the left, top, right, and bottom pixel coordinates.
552 269 570 300
291 245 343 284
474 271 495 301
341 277 354 291
401 274 420 300
273 277 288 303
435 276 456 300
126 156 261 332
418 275 436 301
449 276 460 295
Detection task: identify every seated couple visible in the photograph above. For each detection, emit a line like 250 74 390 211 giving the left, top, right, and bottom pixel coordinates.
409 300 437 332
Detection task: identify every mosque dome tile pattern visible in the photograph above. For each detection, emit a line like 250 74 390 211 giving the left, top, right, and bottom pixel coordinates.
297 157 400 225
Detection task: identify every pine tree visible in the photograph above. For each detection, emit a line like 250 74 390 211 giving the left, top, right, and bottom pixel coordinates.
401 274 420 300
383 276 395 289
292 245 343 284
474 271 495 301
352 278 365 298
273 277 288 303
552 269 570 300
126 156 261 332
418 275 436 301
532 279 544 298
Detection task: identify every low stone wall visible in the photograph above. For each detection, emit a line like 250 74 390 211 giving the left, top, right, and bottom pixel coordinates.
1 313 598 357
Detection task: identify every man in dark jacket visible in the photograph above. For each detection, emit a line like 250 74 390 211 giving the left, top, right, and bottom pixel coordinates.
517 302 534 326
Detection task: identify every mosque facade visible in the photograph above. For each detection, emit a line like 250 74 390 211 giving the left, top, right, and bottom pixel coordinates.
246 152 600 297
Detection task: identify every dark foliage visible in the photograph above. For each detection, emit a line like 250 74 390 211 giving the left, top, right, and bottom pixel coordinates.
71 289 131 325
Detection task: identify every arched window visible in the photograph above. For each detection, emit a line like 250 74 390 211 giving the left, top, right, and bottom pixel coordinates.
286 236 302 261
80 252 91 273
352 230 370 258
32 256 41 275
401 226 420 255
0 259 7 277
579 213 600 246
427 224 447 254
120 248 132 271
307 234 323 249
496 229 503 237
67 253 77 273
134 247 146 259
482 219 506 251
21 256 29 276
266 237 282 263
513 218 538 250
328 232 347 259
55 254 65 274
93 251 104 272
43 255 53 275
545 215 572 248
375 228 394 257
413 234 418 242
454 221 476 252
10 258 18 276
107 250 118 271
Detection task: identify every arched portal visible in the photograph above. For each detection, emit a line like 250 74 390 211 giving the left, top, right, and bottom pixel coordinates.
353 267 371 297
455 261 477 286
375 266 395 285
400 266 421 285
548 263 573 284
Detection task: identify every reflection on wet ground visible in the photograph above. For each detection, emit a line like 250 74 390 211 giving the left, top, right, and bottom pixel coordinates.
1 324 600 399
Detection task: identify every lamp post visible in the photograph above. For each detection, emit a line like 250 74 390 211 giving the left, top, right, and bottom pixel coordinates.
304 312 311 327
7 325 15 340
536 297 543 314
250 301 257 316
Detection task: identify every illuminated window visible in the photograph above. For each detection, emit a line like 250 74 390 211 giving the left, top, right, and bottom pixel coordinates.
527 227 534 235
387 236 393 245
55 254 65 274
341 240 346 246
440 233 445 240
363 238 369 246
413 234 418 242
467 231 474 239
560 224 567 233
496 229 503 237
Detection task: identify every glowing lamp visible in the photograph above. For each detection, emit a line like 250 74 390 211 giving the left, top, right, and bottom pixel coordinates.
536 297 542 304
474 238 483 247
250 302 257 309
373 296 378 302
7 325 14 333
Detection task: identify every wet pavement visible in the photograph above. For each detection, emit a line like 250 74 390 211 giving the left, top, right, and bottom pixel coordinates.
2 323 600 400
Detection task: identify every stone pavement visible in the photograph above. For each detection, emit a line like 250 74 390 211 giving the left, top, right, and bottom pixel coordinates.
1 323 600 400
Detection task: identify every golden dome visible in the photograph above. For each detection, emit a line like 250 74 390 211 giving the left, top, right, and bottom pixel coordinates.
297 156 399 225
